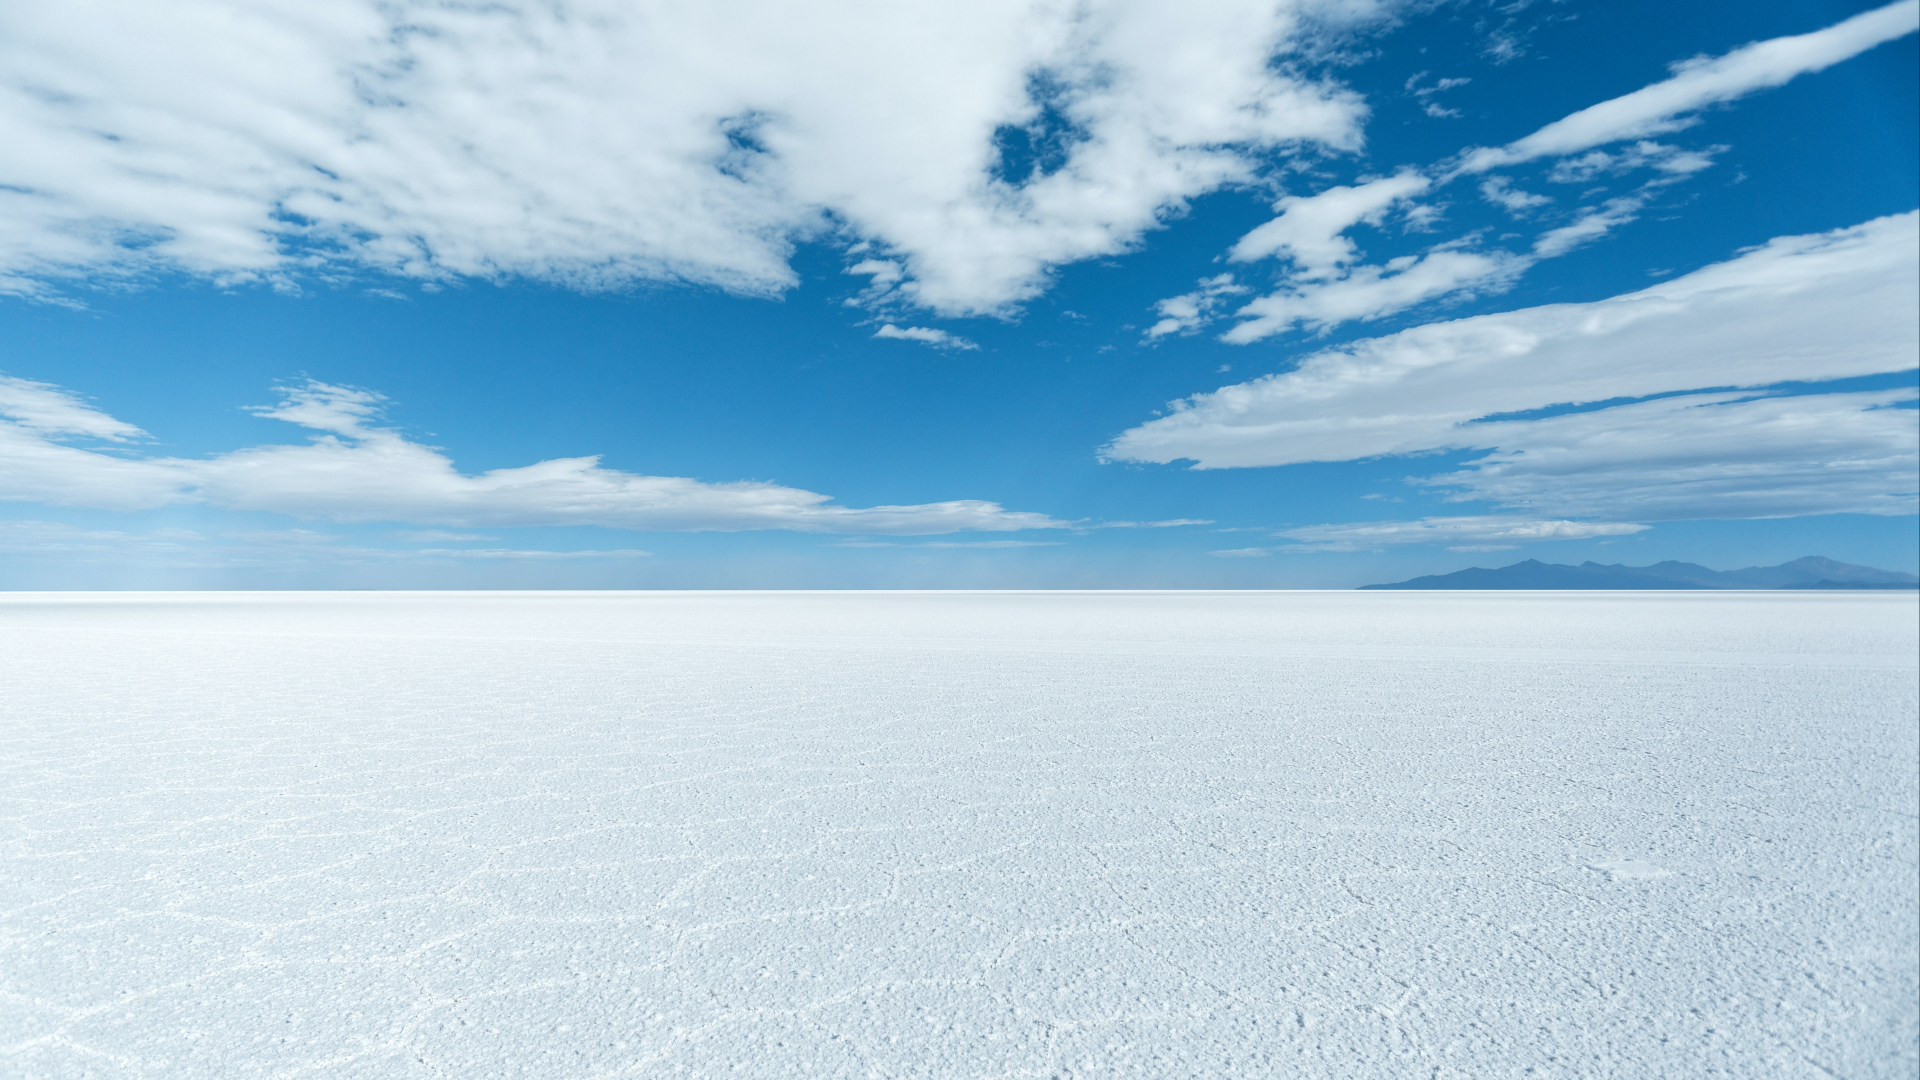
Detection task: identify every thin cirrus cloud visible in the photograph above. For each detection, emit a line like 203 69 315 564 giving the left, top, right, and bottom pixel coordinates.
1245 517 1652 554
1154 1 1918 343
0 378 1065 535
1107 212 1920 520
390 547 652 560
873 324 979 350
830 539 1063 549
1452 0 1920 174
391 530 498 543
0 0 1384 315
0 520 653 564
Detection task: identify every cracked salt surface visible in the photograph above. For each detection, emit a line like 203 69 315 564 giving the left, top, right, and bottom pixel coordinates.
1 590 1914 1079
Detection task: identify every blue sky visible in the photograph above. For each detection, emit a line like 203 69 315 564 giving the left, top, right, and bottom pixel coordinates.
2 0 1915 588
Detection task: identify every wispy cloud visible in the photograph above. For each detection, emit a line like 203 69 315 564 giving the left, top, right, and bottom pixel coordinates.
1425 389 1919 520
830 539 1062 548
1109 213 1920 520
1456 1 1919 174
1220 247 1527 342
393 530 498 542
0 376 148 441
409 547 652 560
1270 517 1651 553
874 324 978 350
1405 71 1471 119
1151 4 1916 342
1545 141 1721 184
1530 196 1646 258
1146 275 1247 339
1478 176 1551 215
0 379 1066 535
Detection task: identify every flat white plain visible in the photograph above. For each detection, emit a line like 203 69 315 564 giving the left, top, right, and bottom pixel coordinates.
2 591 1914 1079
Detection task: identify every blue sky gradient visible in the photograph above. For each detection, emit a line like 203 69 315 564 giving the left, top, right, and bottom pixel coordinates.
2 0 1914 587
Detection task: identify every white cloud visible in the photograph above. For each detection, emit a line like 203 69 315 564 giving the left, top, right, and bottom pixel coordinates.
1456 1 1919 174
1196 160 1506 345
1478 176 1551 215
225 528 341 544
1208 547 1273 557
1226 171 1432 271
1428 390 1919 520
1146 274 1247 338
0 375 148 441
1106 213 1920 520
0 0 1382 314
393 530 497 543
914 539 1060 548
1092 518 1215 528
1113 213 1916 466
1527 147 1722 258
0 381 197 511
1546 141 1721 184
1220 246 1527 341
1530 196 1645 258
873 324 979 350
411 547 653 560
1149 5 1910 342
848 260 906 288
1482 22 1530 65
830 539 1062 548
1406 71 1471 119
1273 516 1650 552
0 379 1066 535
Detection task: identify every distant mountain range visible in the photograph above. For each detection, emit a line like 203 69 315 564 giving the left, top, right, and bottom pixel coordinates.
1359 556 1920 591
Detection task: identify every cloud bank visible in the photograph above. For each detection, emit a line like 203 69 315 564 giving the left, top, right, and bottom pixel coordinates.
0 0 1389 314
1107 213 1920 520
0 378 1064 534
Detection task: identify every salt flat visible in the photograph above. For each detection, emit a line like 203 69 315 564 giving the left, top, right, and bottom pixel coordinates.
1 591 1914 1079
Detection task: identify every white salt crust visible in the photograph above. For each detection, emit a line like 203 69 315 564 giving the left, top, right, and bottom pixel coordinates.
1 590 1914 1078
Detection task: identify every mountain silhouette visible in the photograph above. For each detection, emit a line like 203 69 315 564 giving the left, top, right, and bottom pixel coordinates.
1359 556 1919 590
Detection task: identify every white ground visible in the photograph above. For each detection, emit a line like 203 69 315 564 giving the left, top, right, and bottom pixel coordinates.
1 591 1914 1079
